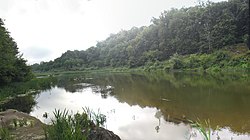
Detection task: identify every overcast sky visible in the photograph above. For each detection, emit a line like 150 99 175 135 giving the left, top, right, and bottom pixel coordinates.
0 0 225 64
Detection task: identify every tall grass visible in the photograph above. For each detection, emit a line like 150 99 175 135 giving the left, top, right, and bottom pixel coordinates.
0 128 13 140
44 108 106 140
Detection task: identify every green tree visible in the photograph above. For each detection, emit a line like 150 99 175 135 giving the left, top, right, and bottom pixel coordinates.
0 18 32 85
32 0 249 71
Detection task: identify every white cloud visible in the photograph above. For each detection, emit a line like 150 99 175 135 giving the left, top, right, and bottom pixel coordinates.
21 46 52 64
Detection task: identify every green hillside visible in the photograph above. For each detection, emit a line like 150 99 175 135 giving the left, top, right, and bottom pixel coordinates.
32 0 249 72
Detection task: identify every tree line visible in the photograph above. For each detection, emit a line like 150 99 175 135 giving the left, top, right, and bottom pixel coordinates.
32 0 249 72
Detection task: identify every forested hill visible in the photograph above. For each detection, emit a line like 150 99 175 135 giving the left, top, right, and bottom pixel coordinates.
32 0 249 72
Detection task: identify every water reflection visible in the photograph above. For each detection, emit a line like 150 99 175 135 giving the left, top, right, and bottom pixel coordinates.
2 72 250 139
82 72 250 134
29 86 193 140
154 110 162 133
34 72 250 139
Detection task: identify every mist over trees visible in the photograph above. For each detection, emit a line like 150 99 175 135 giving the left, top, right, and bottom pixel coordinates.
33 0 249 71
0 19 32 85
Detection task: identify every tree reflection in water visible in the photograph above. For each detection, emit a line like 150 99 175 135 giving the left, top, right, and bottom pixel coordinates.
154 110 162 133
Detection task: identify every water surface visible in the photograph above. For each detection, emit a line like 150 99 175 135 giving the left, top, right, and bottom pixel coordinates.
4 72 250 139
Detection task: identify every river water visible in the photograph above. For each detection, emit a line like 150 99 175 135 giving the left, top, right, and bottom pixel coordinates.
9 72 250 139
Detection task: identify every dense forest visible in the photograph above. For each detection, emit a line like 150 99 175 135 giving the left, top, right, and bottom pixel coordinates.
32 0 249 72
0 19 32 85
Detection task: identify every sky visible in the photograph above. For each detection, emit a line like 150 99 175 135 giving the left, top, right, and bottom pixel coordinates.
0 0 225 64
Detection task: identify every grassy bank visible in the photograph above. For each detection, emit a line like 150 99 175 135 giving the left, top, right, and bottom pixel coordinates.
140 45 250 73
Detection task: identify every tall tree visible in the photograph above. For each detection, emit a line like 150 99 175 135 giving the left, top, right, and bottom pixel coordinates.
0 18 32 85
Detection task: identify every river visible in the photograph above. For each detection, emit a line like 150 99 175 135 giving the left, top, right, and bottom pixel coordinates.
5 72 250 139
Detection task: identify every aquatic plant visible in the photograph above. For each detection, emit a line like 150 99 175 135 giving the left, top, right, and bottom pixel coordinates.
190 119 211 140
44 108 106 140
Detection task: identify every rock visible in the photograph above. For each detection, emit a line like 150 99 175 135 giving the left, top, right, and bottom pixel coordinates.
0 109 45 140
88 127 121 140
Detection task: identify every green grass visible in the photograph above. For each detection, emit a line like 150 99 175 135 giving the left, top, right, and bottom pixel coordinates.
44 108 106 140
0 128 13 140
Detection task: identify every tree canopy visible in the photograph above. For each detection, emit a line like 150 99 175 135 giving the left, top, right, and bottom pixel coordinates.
32 0 249 72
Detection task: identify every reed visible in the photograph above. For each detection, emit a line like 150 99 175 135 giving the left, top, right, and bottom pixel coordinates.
190 119 211 140
44 108 106 140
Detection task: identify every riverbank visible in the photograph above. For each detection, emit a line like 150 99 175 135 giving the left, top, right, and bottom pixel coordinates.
139 44 250 73
32 44 250 75
33 44 250 76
